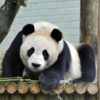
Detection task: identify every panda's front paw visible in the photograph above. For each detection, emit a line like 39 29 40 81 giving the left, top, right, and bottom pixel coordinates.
39 74 59 93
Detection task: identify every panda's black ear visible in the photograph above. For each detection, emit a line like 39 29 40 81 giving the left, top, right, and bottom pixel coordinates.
51 29 62 42
22 24 35 35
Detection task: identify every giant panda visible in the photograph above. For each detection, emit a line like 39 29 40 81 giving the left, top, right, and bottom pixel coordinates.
2 22 96 91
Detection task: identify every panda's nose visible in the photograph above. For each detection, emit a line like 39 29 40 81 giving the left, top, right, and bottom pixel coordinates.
32 63 40 68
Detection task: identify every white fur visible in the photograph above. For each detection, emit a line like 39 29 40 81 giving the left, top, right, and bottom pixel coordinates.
28 53 46 72
64 41 82 81
20 21 81 80
20 35 61 72
34 21 64 54
34 22 64 54
23 69 29 77
20 21 64 73
34 21 58 33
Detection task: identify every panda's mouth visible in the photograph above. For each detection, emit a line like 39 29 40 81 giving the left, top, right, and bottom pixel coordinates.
30 65 46 72
26 66 42 72
32 68 44 72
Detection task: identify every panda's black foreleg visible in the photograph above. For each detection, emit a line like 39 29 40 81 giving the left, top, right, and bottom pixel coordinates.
73 44 96 83
2 32 24 77
2 56 12 77
39 67 64 92
2 50 24 77
39 41 71 92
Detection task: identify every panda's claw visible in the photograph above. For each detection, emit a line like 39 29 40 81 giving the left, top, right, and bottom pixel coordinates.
65 80 72 84
39 73 59 92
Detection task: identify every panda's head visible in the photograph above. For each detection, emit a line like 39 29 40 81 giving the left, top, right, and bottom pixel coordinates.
20 22 64 72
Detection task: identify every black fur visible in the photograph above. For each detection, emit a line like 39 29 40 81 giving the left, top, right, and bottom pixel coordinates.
22 24 34 35
2 24 35 77
39 41 71 90
27 47 35 57
51 29 62 42
73 44 96 83
42 50 49 61
2 32 25 76
2 23 96 91
2 23 35 76
23 41 71 90
2 36 71 90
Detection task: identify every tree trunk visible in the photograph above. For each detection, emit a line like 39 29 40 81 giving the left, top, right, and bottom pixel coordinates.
98 0 100 82
98 1 100 100
0 0 27 43
80 0 98 53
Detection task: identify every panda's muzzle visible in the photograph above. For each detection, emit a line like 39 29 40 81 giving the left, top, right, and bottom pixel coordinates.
32 63 41 68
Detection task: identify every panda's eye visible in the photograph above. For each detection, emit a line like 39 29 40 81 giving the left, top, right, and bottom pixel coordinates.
27 47 35 57
42 50 49 60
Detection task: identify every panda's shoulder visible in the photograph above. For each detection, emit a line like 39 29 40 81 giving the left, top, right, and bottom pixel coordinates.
64 41 78 54
7 31 23 52
64 40 80 63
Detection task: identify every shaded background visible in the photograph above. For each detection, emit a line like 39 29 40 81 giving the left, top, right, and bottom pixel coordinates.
0 0 80 52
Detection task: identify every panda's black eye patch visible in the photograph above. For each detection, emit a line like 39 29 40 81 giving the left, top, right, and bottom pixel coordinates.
27 47 35 57
42 50 49 60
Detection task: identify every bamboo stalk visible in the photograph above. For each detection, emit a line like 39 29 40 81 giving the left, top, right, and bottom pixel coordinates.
75 84 87 95
18 82 29 94
87 83 98 95
29 83 40 94
0 83 5 94
0 77 39 83
64 83 75 94
6 82 17 94
54 84 64 94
